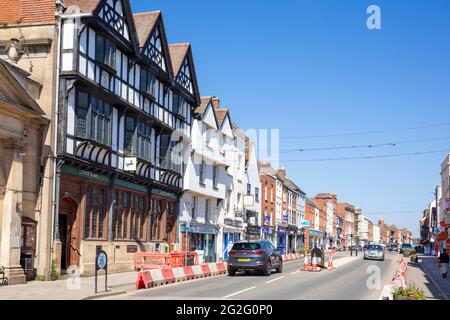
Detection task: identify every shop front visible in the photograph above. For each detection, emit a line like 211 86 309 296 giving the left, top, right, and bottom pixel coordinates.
261 225 275 243
57 163 155 276
180 222 219 263
287 225 298 253
223 218 244 261
276 226 288 254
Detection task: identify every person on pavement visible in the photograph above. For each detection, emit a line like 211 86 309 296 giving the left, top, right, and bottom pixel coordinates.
438 249 449 278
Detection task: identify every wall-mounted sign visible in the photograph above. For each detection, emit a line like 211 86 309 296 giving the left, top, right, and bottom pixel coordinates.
180 223 218 235
283 214 289 222
301 220 311 227
264 215 271 226
246 225 261 236
124 157 137 171
127 245 138 253
243 195 254 207
224 218 243 228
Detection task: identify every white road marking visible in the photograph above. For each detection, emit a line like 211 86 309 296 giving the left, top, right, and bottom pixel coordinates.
223 286 256 299
290 270 300 275
265 276 285 284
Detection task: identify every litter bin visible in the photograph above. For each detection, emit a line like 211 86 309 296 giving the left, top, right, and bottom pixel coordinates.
20 252 34 281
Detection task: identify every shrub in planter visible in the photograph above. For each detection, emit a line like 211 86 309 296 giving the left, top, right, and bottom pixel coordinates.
393 283 426 300
410 254 418 263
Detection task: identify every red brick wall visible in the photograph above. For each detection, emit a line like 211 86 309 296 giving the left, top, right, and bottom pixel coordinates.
0 0 55 24
260 175 276 227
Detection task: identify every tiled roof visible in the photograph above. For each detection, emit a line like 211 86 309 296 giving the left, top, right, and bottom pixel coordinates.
133 11 160 47
216 109 229 127
168 43 190 75
64 0 102 13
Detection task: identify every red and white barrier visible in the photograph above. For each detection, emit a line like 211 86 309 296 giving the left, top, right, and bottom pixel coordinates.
392 258 408 290
136 262 228 289
282 253 305 261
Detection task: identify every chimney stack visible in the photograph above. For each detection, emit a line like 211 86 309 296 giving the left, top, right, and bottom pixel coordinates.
211 96 220 109
277 167 286 180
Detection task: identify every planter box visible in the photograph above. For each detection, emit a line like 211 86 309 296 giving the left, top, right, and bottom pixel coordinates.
393 295 415 300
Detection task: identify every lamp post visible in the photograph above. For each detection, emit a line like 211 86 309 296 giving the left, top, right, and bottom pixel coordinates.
349 233 353 256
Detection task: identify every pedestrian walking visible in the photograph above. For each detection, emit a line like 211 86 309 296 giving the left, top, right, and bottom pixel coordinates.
438 249 450 278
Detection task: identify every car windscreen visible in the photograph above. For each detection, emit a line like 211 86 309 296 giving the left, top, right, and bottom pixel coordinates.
367 245 382 251
232 243 261 250
402 244 412 247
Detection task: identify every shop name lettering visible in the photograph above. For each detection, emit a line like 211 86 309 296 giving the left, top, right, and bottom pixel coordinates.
177 304 210 318
79 170 99 179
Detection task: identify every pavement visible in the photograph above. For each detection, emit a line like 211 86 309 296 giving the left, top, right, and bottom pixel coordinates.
101 252 401 300
413 254 450 300
0 270 138 300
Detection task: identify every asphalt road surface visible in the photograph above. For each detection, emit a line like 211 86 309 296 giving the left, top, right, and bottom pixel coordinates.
105 251 402 300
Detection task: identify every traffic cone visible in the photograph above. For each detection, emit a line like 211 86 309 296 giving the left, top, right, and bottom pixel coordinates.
303 254 309 271
311 254 318 272
327 254 335 270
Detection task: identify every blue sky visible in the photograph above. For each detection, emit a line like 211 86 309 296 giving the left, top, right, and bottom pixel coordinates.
131 0 450 237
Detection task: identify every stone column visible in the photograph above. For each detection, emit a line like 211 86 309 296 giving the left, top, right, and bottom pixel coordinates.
0 140 26 284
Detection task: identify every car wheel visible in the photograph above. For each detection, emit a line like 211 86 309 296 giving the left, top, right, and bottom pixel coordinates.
228 270 236 276
276 262 283 273
263 264 271 276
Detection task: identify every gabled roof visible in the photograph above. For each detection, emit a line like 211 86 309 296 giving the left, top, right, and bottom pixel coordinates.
195 96 212 115
133 11 160 48
168 43 190 75
284 178 305 194
216 109 230 128
257 161 281 179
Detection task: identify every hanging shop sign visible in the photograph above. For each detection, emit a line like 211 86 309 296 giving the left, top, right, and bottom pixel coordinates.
224 218 243 228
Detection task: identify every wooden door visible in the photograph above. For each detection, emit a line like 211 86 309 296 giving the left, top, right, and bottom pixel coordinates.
60 198 80 267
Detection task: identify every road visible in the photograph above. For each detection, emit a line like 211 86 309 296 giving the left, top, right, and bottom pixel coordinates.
104 252 402 300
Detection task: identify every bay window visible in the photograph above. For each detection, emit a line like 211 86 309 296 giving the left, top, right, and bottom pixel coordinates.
96 34 116 69
75 91 112 146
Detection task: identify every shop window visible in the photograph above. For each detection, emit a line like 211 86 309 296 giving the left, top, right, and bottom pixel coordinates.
85 185 108 239
114 189 147 240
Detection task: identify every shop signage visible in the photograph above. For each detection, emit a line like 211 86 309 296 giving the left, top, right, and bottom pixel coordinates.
62 164 110 184
301 220 311 227
264 215 271 225
283 214 289 222
261 226 273 234
234 210 243 218
124 157 137 171
224 218 243 228
152 189 178 200
243 195 254 207
246 225 261 236
277 226 287 234
180 223 218 235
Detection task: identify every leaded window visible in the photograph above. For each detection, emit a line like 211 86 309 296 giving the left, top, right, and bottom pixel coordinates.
96 34 116 69
177 58 193 94
75 91 112 146
85 185 107 239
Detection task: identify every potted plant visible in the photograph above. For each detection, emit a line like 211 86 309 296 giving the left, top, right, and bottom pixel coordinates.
410 253 418 263
393 283 426 300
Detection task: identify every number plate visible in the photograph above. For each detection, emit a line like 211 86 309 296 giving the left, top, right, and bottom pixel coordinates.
238 258 251 262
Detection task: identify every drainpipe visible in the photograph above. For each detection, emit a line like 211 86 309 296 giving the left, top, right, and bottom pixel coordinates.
48 8 63 280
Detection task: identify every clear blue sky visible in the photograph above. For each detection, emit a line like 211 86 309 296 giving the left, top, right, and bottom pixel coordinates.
131 0 450 237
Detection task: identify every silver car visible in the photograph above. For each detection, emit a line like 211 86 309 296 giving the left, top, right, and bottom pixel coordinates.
364 244 385 261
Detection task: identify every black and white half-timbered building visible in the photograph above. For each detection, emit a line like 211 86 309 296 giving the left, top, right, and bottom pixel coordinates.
56 0 200 275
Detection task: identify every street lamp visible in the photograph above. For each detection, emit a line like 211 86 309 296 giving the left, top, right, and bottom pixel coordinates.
349 233 353 256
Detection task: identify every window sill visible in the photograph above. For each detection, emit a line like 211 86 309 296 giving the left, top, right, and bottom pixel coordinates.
199 182 206 188
97 61 117 75
213 187 219 191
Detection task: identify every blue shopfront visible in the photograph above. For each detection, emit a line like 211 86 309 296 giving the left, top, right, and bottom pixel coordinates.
223 218 244 261
180 223 219 263
277 226 287 254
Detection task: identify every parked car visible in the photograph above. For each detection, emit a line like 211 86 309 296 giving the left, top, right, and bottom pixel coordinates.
390 244 399 252
227 240 283 276
400 243 413 254
364 244 385 261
